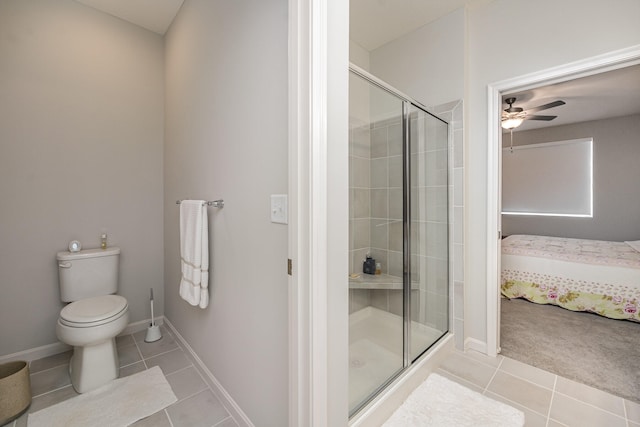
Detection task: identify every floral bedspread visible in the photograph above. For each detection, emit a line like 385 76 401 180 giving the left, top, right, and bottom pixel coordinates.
501 235 640 321
502 234 640 269
501 269 640 322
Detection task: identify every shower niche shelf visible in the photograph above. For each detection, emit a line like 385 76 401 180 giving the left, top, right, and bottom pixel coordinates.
348 274 418 290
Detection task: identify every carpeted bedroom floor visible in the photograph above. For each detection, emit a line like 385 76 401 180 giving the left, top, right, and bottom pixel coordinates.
500 297 640 404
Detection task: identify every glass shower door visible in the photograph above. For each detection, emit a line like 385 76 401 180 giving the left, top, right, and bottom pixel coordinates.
348 71 405 414
409 105 449 361
348 68 449 416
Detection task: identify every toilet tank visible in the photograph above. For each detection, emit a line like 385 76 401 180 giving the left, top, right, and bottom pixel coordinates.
57 247 120 302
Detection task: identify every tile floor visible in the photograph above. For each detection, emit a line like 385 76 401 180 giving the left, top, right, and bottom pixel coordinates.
3 325 239 427
437 350 640 427
5 332 640 427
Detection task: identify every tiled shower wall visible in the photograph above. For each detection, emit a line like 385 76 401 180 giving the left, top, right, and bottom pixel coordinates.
433 100 464 351
410 110 449 332
349 117 373 280
349 114 417 320
368 117 403 278
349 115 404 317
349 100 464 350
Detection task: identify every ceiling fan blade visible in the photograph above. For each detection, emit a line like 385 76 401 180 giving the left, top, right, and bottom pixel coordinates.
525 100 566 113
526 114 557 121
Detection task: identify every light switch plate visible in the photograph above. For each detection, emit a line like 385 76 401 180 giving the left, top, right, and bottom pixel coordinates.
270 194 288 224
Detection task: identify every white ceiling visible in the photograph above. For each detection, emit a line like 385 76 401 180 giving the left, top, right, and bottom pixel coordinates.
74 0 640 131
348 1 640 132
503 64 640 132
77 0 468 42
75 0 184 34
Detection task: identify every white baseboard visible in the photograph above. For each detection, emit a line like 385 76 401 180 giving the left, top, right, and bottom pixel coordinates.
120 317 164 336
0 317 163 364
0 341 72 364
163 317 254 427
464 337 487 354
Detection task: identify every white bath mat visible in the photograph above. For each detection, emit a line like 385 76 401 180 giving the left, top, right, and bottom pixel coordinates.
383 373 525 427
28 366 177 427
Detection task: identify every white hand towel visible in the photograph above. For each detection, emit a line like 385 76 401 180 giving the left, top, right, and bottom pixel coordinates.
179 200 209 308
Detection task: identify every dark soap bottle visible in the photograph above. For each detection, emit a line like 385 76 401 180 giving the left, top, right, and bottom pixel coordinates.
363 255 376 275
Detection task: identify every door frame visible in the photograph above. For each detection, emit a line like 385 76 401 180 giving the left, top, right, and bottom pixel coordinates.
486 45 640 357
288 0 349 425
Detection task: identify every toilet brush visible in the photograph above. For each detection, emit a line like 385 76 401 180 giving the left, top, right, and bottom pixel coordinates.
145 288 162 343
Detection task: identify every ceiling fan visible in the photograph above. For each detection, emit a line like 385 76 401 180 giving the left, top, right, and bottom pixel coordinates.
501 97 566 130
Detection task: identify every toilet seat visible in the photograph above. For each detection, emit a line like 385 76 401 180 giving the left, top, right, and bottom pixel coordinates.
60 295 128 328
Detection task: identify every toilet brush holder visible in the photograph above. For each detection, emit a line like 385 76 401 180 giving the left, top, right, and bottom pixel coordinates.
145 325 162 343
144 288 162 343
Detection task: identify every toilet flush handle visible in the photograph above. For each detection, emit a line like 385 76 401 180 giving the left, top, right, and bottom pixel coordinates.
59 262 72 268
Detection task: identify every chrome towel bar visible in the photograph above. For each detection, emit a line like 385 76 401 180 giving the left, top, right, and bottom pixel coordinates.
176 199 224 208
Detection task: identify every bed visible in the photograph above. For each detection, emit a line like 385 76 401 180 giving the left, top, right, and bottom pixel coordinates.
501 234 640 322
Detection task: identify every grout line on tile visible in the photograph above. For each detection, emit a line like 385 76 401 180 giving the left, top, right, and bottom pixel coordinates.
164 408 175 427
132 329 154 344
164 364 194 378
437 369 485 392
554 390 628 421
31 383 74 399
622 399 629 427
132 337 149 370
548 417 570 427
140 346 183 363
485 390 550 420
188 357 218 398
176 388 218 405
545 375 557 427
119 360 141 369
163 321 241 424
496 362 555 392
212 415 234 427
483 355 503 393
456 350 501 370
29 363 70 377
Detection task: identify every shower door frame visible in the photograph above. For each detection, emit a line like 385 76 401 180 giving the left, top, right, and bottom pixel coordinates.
349 64 450 415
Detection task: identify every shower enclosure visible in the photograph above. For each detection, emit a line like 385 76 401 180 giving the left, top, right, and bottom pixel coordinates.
348 66 449 415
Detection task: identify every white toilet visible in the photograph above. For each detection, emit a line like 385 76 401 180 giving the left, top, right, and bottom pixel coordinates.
55 247 129 393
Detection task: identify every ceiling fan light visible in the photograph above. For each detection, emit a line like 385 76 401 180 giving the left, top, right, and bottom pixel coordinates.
502 117 524 130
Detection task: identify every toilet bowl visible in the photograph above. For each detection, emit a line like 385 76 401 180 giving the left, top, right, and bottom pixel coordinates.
56 295 129 393
56 246 128 393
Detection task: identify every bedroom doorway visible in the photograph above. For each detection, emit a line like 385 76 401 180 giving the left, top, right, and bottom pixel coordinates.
486 46 640 357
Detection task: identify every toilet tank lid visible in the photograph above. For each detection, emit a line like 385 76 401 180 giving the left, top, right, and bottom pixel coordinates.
57 247 120 261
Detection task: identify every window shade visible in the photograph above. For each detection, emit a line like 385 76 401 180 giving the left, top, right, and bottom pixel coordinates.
502 138 593 217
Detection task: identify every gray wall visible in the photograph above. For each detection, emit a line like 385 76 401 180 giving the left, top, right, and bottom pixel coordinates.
465 0 640 347
366 11 466 350
0 0 165 356
502 114 640 241
163 0 289 424
369 8 465 108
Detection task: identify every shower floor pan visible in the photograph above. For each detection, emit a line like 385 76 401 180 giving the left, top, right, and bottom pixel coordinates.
349 306 444 410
